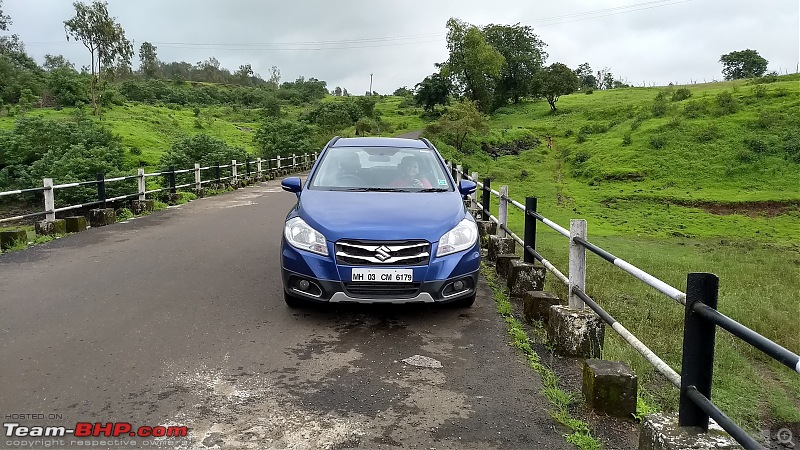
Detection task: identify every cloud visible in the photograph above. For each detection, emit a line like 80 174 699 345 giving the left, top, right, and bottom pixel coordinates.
4 0 798 91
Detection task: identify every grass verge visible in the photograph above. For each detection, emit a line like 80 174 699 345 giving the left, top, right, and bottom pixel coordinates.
482 264 602 450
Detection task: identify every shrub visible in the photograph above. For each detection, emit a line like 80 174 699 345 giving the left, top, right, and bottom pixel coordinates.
564 129 574 137
573 150 590 164
752 85 767 98
129 146 142 156
576 132 588 143
736 149 757 163
744 138 767 154
695 125 720 142
715 91 738 115
652 98 668 117
622 133 632 146
585 89 594 95
671 88 692 101
683 101 707 118
630 115 646 130
649 134 667 149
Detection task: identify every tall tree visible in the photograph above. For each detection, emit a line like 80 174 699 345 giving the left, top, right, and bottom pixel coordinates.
574 62 595 90
234 63 254 85
483 23 547 106
533 62 579 111
442 18 504 112
414 72 451 112
267 65 281 89
64 1 133 115
434 99 488 152
719 49 768 80
138 41 159 79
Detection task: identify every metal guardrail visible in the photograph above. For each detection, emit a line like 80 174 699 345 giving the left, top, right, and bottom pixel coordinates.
449 160 798 450
0 153 318 225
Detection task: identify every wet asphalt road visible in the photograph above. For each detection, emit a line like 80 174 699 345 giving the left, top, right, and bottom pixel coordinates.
0 178 566 449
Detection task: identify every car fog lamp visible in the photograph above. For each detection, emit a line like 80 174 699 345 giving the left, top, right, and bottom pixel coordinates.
298 279 310 290
453 280 464 291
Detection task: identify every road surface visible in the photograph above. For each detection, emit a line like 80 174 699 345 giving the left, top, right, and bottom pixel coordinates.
0 178 566 449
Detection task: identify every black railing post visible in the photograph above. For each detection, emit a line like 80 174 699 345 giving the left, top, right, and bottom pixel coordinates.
96 173 106 209
215 162 221 184
482 178 491 221
524 197 538 263
679 272 719 430
168 166 176 194
463 165 469 180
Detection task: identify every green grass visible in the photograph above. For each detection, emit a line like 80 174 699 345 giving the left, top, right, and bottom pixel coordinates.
483 265 601 449
447 75 800 432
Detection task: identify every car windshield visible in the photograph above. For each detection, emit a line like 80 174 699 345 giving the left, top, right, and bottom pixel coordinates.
308 146 453 191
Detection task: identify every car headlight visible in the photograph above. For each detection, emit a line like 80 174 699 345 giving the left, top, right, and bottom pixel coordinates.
284 217 328 256
436 219 478 257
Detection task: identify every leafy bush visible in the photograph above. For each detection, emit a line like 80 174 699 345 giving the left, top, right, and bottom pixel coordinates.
253 119 318 160
744 138 767 154
671 88 692 101
649 134 667 149
622 133 632 146
651 98 668 117
752 85 767 98
695 125 720 142
683 101 707 118
573 150 590 164
715 91 739 115
576 132 587 143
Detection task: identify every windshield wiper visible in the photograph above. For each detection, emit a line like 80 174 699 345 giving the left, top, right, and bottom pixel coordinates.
344 187 408 192
418 188 449 192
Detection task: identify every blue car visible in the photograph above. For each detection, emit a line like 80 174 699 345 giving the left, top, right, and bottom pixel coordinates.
280 136 480 307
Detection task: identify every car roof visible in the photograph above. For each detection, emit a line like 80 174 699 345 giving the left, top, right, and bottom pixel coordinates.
331 137 430 149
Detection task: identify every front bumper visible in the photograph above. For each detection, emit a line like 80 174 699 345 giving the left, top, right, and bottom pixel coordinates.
281 238 480 304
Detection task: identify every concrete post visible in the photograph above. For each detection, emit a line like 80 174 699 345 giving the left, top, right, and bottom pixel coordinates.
43 178 55 222
232 160 238 185
569 219 587 309
137 168 146 201
257 158 263 180
194 163 201 192
498 185 508 238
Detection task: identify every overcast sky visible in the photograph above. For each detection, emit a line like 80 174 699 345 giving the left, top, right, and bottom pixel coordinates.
3 0 799 93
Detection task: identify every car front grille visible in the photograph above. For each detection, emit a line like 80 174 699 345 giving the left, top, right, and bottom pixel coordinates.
344 282 422 298
335 240 430 266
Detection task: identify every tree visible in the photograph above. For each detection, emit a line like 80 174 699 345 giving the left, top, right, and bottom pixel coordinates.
1 0 11 31
333 86 342 96
442 18 504 112
43 54 75 71
533 62 579 111
254 119 317 159
434 99 488 152
138 41 159 79
414 72 451 112
483 23 547 105
719 49 768 80
393 86 412 97
64 1 134 115
267 65 280 89
574 62 595 90
234 64 254 85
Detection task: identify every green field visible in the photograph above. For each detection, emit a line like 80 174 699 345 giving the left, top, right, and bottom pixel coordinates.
437 75 799 431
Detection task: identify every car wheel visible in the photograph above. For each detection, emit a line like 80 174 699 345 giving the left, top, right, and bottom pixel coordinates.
451 293 476 308
284 291 306 308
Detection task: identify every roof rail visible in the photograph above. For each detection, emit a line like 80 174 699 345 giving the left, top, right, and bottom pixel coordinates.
419 137 435 150
324 136 342 149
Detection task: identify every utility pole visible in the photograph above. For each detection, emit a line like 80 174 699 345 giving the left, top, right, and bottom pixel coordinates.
369 73 373 95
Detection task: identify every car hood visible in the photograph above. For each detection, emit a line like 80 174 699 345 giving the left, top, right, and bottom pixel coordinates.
296 189 466 243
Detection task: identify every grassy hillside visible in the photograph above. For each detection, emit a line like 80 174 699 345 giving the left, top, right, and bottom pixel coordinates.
436 75 799 432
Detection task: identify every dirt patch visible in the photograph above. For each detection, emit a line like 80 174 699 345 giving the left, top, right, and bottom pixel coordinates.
671 200 799 218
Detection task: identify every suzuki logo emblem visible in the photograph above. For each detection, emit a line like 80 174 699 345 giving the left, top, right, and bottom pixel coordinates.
375 245 391 261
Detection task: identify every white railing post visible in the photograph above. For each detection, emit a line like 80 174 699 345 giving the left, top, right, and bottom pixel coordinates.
456 165 463 184
137 168 146 200
498 185 509 237
293 153 297 170
277 155 282 171
314 152 318 161
569 219 587 309
194 163 201 191
471 172 478 208
232 159 238 183
43 178 55 221
257 158 262 178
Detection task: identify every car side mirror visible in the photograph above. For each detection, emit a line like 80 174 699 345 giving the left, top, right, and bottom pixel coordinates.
281 177 302 197
458 180 476 196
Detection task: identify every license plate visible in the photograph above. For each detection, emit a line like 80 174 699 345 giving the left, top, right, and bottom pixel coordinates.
351 268 413 283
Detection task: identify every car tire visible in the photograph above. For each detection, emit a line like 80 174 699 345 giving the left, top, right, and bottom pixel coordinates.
284 291 306 308
451 293 476 308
